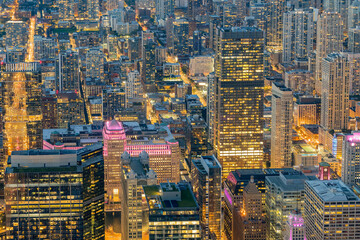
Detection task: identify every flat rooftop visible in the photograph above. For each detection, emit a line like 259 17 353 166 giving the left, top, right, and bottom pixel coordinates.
306 180 360 202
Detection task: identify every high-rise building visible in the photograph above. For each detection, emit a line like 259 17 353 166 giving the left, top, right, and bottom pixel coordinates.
191 155 222 239
265 0 288 51
142 40 156 90
271 82 293 168
86 48 104 80
320 53 349 131
5 21 28 49
234 176 266 240
349 0 360 29
173 19 190 56
265 171 313 240
5 143 105 240
102 87 126 120
56 50 80 93
342 132 360 186
34 36 57 60
120 152 157 240
143 182 201 239
223 168 296 239
342 52 360 95
126 70 143 102
304 180 360 240
214 27 264 179
349 27 360 53
1 62 42 172
293 95 321 126
155 0 174 21
283 210 306 240
102 120 181 211
315 12 343 93
57 92 86 128
58 0 75 20
282 9 314 63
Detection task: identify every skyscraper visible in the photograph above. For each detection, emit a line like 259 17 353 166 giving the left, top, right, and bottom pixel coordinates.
86 48 104 80
155 0 174 21
282 9 314 63
320 53 349 131
235 176 266 240
120 152 157 240
304 180 360 240
5 21 28 49
191 155 222 239
1 62 42 172
342 132 360 186
58 0 75 20
214 26 264 179
348 27 360 53
33 36 57 60
315 12 343 93
126 70 143 102
56 50 80 93
348 0 360 29
5 143 105 240
271 82 293 168
173 19 190 56
265 0 288 51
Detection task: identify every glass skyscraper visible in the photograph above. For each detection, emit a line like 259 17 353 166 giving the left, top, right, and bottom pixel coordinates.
213 26 264 179
5 143 105 240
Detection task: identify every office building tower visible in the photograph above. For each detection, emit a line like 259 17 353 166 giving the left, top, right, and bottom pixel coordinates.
304 180 360 240
34 36 57 60
320 53 349 131
214 27 264 178
207 72 215 145
103 120 127 210
349 27 360 53
283 210 306 240
126 70 143 102
56 50 80 93
342 52 360 95
107 35 119 60
81 0 100 20
323 0 349 28
173 19 190 56
223 168 296 239
5 47 26 63
102 120 181 211
143 182 201 239
5 143 105 240
271 82 293 168
41 96 58 129
120 152 157 240
265 171 313 240
155 0 174 21
86 48 104 80
1 62 42 167
166 17 175 55
102 88 126 120
234 176 266 240
5 21 28 49
250 3 267 32
342 132 360 186
315 12 343 93
349 0 360 29
186 115 213 162
142 40 156 89
58 0 75 20
191 155 222 240
265 0 288 51
209 15 221 50
57 93 86 128
282 9 314 63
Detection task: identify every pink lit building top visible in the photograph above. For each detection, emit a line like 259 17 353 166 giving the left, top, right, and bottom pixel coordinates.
284 210 307 240
103 120 126 140
346 132 360 145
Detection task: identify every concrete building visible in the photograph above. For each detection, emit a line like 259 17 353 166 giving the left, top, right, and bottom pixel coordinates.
5 21 27 49
191 156 222 239
86 48 104 80
189 55 214 76
120 152 157 240
320 53 349 131
304 180 360 240
315 12 343 93
271 82 293 168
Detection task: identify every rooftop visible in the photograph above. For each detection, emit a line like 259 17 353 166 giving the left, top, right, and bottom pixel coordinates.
306 180 360 202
